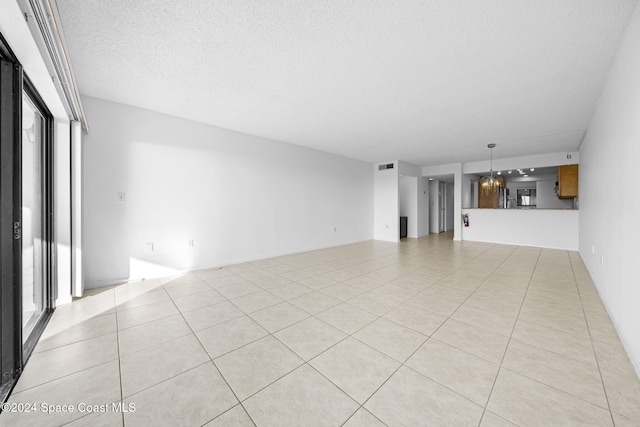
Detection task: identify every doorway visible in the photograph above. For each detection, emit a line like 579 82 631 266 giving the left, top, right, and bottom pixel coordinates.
438 182 446 232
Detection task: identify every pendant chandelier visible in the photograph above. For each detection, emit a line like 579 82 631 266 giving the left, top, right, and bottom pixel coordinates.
479 143 505 196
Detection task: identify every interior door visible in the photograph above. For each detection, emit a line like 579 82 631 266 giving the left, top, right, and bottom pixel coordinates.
439 182 445 232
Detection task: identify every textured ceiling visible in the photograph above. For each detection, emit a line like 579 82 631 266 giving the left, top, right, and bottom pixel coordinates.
54 0 638 166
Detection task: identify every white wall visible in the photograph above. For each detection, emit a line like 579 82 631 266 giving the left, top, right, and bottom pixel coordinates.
398 161 421 177
82 97 374 287
536 180 573 209
374 162 399 242
462 208 579 250
399 176 418 238
461 174 474 208
472 181 479 208
579 2 640 375
417 177 430 237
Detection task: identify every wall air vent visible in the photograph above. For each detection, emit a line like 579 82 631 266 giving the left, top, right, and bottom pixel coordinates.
378 163 394 171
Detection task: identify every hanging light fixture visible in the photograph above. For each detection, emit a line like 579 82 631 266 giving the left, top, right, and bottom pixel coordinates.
479 143 505 195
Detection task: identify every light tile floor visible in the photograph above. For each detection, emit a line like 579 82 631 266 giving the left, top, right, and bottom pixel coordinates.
3 232 640 426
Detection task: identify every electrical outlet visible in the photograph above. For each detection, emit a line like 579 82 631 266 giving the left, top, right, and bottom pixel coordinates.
117 193 125 202
188 240 195 247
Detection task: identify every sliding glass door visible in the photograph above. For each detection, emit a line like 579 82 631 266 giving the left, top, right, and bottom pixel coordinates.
21 91 50 353
1 38 54 404
0 52 21 405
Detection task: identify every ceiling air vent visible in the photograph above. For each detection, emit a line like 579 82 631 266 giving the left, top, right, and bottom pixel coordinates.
378 163 394 170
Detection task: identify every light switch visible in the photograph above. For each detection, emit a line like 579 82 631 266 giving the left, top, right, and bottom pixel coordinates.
145 243 154 253
117 193 126 202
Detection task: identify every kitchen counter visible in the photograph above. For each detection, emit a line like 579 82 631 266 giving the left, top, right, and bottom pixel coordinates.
461 208 578 250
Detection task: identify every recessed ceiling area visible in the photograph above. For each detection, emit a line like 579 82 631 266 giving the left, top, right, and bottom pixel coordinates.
495 166 559 180
54 0 638 166
472 166 560 180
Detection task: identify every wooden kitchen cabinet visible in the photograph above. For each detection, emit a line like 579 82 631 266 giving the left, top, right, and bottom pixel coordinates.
558 165 579 198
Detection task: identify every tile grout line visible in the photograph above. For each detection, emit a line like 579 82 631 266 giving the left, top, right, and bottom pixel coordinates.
470 255 621 418
57 287 124 427
336 243 518 422
118 285 208 408
397 243 519 357
189 239 478 424
113 287 126 427
165 289 260 427
9 292 124 409
497 255 618 411
1 240 421 415
568 252 616 426
475 250 613 423
193 258 408 421
30 326 117 357
476 246 542 427
19 237 628 426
